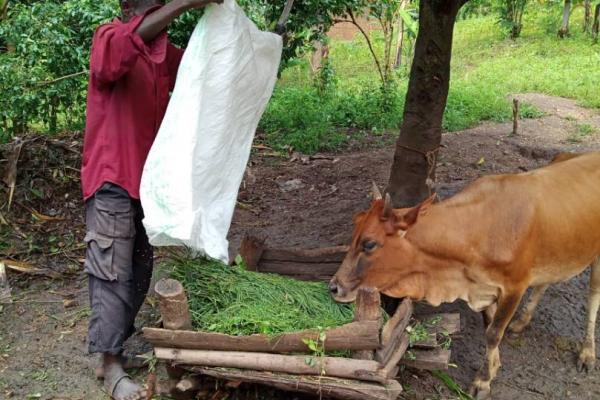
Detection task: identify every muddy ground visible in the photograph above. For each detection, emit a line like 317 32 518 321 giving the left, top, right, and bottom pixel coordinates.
1 94 600 400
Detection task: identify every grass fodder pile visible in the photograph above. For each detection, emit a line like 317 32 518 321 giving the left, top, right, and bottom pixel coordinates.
169 255 354 336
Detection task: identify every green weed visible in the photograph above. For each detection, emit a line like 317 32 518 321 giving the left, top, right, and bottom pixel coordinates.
568 123 598 143
432 370 474 400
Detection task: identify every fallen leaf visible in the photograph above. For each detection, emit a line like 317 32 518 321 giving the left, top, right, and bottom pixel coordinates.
1 259 42 274
63 299 79 308
477 157 485 166
30 209 65 222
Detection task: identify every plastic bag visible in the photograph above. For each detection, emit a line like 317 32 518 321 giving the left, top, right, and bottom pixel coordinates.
140 0 282 262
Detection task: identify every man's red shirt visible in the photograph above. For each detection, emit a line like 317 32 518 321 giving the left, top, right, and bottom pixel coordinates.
81 9 183 201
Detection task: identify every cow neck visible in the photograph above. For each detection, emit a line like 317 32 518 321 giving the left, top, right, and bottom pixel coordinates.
401 200 490 307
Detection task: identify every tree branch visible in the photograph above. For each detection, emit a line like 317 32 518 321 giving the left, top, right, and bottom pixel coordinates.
275 0 295 35
346 8 385 85
35 71 87 86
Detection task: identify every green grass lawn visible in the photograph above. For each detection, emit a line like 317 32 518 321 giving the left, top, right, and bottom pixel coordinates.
261 8 600 153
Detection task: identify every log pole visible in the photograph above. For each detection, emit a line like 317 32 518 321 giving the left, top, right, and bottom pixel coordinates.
189 367 403 400
155 278 192 331
155 348 388 384
352 287 382 360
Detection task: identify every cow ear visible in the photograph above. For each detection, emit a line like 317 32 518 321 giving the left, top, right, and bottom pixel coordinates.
395 193 436 230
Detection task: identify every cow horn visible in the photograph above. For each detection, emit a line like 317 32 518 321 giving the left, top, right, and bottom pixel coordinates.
382 192 393 219
371 181 382 200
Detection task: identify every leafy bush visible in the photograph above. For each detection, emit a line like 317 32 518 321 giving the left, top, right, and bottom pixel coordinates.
259 80 404 153
0 0 116 138
0 0 367 140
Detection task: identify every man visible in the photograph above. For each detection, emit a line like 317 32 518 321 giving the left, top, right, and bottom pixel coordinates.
81 0 221 398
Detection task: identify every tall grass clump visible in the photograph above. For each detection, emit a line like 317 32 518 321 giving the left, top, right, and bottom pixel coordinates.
168 254 354 336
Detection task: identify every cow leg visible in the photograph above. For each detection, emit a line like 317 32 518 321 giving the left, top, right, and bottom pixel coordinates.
482 303 497 329
578 259 600 372
509 284 549 334
470 290 524 400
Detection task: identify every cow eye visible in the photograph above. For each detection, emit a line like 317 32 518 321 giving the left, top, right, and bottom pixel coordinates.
362 240 378 252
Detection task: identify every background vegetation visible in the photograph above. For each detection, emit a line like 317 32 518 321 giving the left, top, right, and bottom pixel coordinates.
0 0 598 152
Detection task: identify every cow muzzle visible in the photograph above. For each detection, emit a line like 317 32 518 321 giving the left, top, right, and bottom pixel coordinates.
328 277 358 303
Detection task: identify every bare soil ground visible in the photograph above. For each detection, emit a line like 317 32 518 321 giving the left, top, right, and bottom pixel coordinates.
1 94 600 400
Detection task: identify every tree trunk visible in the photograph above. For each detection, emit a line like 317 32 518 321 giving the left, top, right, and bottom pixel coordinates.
593 3 600 41
584 0 592 32
393 0 409 69
558 0 571 38
387 0 467 207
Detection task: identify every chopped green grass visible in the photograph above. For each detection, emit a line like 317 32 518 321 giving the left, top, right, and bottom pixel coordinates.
167 253 354 336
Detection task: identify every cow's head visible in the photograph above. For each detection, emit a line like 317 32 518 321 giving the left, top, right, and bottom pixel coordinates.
329 183 435 303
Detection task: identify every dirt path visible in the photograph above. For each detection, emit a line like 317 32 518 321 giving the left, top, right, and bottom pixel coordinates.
2 94 600 400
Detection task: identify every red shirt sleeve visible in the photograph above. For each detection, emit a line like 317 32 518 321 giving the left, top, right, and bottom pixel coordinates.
166 44 184 91
90 10 167 86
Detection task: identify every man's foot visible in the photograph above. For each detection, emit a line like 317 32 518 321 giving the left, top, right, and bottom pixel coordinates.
103 354 147 400
96 353 150 379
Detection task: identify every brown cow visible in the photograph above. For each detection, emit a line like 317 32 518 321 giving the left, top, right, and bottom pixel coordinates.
329 152 600 399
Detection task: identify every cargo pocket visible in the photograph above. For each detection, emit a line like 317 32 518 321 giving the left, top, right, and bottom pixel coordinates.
94 194 136 239
84 232 117 281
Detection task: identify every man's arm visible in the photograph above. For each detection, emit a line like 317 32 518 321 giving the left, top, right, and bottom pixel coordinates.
136 0 223 43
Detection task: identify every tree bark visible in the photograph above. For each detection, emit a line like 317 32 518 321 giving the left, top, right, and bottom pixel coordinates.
593 3 600 41
393 0 408 69
584 0 592 32
558 0 571 38
387 0 467 207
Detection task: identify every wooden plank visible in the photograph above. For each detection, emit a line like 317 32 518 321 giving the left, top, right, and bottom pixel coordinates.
155 348 388 384
380 333 410 379
257 261 339 281
352 288 382 360
187 367 403 400
380 299 413 347
143 320 380 353
260 246 348 263
238 235 265 271
421 313 460 335
376 299 413 364
411 333 438 349
400 348 451 371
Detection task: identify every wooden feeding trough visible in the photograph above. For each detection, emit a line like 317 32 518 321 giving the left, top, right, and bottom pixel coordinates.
143 238 461 400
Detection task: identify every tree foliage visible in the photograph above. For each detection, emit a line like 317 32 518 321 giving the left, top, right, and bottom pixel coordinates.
0 0 365 140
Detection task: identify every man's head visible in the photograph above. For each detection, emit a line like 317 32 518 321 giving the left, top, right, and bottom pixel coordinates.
120 0 165 22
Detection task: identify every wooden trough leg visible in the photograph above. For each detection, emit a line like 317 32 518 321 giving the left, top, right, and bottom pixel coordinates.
352 287 383 360
155 278 193 389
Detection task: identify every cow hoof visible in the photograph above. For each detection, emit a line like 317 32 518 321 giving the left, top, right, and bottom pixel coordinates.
577 354 596 373
508 319 527 335
469 383 492 400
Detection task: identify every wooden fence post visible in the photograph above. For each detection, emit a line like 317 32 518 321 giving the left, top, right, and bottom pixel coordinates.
512 99 519 136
